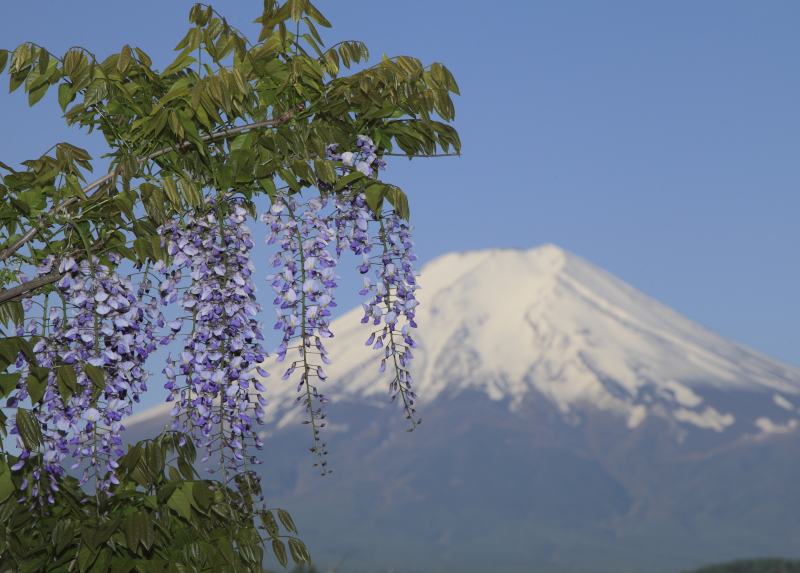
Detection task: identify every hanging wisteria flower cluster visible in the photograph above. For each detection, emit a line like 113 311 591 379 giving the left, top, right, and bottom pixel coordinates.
359 214 422 427
330 136 420 425
8 252 166 502
261 194 339 471
259 135 422 472
159 197 269 483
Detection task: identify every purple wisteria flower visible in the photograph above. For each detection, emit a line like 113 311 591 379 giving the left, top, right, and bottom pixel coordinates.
261 194 338 472
8 252 166 501
358 214 422 427
159 198 268 481
326 137 419 426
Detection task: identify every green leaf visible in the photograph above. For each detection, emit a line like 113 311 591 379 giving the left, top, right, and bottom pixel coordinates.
9 68 31 93
27 82 49 106
230 133 253 152
27 366 48 405
272 539 288 568
277 169 301 192
144 442 164 481
159 178 178 207
160 180 179 208
0 466 14 504
132 238 152 264
0 340 17 365
167 465 180 481
53 518 76 554
83 79 108 106
387 186 410 220
0 373 20 399
178 177 202 207
365 182 388 214
124 513 141 552
17 408 42 450
134 47 152 67
138 511 154 551
117 45 132 74
65 174 87 199
192 480 214 510
9 336 36 365
87 548 111 573
56 366 78 401
262 510 280 537
289 0 308 22
177 457 195 480
217 537 236 564
20 556 48 573
259 177 277 198
0 50 8 74
111 558 136 573
290 159 315 183
313 159 336 185
78 542 96 573
333 170 365 191
92 518 121 547
305 2 331 27
216 165 233 190
288 538 308 564
84 364 105 400
277 509 297 534
164 45 196 75
118 443 143 473
166 487 193 520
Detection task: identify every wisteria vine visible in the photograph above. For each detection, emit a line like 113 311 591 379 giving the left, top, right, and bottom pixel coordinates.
3 135 422 501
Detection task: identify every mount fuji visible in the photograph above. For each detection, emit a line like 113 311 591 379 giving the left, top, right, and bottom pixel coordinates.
128 245 800 573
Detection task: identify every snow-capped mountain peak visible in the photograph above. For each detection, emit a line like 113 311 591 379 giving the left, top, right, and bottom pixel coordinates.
274 244 800 435
130 244 800 437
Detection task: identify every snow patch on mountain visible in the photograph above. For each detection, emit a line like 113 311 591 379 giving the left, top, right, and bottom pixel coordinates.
755 417 798 435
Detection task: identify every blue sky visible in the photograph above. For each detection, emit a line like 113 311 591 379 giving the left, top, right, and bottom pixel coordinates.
1 0 799 380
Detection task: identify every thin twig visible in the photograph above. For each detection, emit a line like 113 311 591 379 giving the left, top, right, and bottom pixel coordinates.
0 108 300 263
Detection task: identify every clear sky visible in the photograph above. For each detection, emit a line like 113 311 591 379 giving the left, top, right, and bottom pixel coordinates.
1 0 799 380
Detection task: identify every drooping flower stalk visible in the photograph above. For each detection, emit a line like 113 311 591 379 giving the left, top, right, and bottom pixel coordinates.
330 137 421 426
262 194 338 473
358 216 422 428
159 198 268 480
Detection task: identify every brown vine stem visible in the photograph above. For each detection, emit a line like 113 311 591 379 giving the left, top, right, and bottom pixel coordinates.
0 108 300 264
0 273 62 305
0 239 101 304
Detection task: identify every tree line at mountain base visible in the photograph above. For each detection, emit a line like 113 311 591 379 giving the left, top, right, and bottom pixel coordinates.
269 558 800 573
683 559 800 573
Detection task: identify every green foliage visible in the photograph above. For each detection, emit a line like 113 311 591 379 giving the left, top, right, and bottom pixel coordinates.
0 0 459 570
684 558 800 573
0 0 459 298
0 432 309 573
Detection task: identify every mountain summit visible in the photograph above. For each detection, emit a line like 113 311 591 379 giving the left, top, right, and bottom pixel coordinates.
128 245 800 573
402 245 800 434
